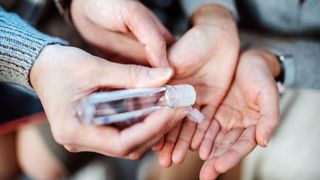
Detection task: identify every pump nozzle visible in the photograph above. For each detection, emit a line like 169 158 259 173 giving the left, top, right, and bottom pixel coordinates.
186 106 204 123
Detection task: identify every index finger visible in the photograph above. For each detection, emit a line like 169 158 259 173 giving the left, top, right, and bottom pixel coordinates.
214 126 257 173
199 126 255 180
124 1 173 67
74 108 188 156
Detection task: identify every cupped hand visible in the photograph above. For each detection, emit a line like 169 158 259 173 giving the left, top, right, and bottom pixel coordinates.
30 45 187 159
157 5 240 167
71 0 173 66
199 48 280 179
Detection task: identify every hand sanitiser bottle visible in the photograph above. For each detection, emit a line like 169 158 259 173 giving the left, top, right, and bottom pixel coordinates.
77 84 204 126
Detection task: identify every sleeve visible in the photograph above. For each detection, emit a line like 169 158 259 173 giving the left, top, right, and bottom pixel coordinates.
267 40 320 90
0 7 68 90
179 0 239 20
240 31 320 90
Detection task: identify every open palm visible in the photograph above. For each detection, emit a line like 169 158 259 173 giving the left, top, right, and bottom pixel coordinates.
157 20 240 167
199 49 280 179
214 50 280 137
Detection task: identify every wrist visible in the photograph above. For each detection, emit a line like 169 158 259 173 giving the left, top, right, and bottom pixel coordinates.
247 48 282 78
191 4 236 26
30 45 60 91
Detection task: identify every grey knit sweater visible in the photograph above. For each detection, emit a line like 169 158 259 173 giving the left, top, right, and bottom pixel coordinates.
0 7 66 90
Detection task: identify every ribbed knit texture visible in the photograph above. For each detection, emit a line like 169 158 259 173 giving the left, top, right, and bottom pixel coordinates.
0 7 67 90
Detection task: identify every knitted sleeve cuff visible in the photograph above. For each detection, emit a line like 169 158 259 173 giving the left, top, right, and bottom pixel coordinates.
0 7 68 90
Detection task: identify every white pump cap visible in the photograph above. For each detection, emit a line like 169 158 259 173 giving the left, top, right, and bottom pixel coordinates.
165 84 196 107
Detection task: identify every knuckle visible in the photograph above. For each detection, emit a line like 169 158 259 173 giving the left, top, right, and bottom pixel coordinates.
64 145 79 153
115 146 130 157
52 129 67 145
165 138 177 146
178 135 191 146
125 1 146 21
127 152 143 160
127 64 143 85
51 126 75 145
127 0 143 12
156 38 166 49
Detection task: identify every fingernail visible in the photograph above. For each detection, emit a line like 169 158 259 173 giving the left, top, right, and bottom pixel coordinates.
264 136 270 147
149 68 173 79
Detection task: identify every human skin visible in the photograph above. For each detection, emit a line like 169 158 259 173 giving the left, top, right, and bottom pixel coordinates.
70 0 174 67
29 44 188 160
156 4 240 167
154 5 280 179
199 48 280 180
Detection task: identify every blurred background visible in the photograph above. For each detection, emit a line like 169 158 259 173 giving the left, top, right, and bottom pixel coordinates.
1 0 319 180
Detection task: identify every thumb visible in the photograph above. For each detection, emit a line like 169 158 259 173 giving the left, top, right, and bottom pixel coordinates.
97 61 173 89
256 83 280 147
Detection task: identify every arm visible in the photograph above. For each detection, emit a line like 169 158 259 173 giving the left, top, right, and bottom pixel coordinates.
1 7 185 160
0 7 67 90
179 0 238 21
266 40 320 90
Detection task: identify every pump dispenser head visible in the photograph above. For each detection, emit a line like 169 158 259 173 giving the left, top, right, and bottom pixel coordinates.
165 84 204 123
165 84 196 108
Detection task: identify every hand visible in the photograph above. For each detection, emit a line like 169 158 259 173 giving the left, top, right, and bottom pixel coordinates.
199 48 280 179
71 0 173 66
30 45 187 159
157 5 240 167
200 125 256 180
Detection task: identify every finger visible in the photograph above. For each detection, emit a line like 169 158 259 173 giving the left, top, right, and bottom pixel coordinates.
95 31 148 65
77 16 148 63
199 157 220 180
126 133 164 160
191 106 215 150
256 83 280 147
199 128 243 180
152 137 165 151
146 10 175 45
63 143 116 157
124 2 171 67
98 61 173 88
118 108 187 154
171 118 196 164
64 137 160 160
214 126 256 173
199 120 220 160
159 122 182 167
213 128 243 157
74 108 187 157
194 86 225 109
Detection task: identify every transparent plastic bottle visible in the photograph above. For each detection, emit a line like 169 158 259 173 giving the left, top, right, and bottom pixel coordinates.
77 84 204 126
